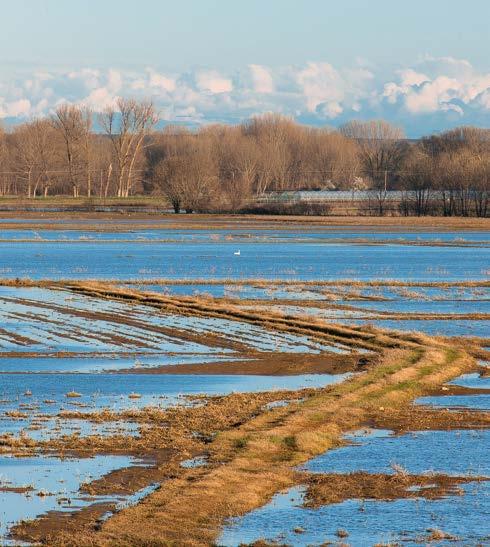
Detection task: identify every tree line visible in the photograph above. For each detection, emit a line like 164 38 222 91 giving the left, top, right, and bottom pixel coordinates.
0 99 488 216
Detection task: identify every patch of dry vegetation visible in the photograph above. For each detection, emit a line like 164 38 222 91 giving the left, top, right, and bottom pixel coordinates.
1 277 489 289
301 471 487 506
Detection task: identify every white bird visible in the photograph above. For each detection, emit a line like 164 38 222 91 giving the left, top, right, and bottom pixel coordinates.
234 250 241 256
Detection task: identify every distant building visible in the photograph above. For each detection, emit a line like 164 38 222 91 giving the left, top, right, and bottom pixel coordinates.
257 190 408 203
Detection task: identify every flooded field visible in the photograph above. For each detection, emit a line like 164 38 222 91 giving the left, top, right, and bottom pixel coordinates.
0 217 488 545
0 228 488 280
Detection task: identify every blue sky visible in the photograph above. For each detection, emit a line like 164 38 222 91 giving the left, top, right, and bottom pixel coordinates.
1 0 490 136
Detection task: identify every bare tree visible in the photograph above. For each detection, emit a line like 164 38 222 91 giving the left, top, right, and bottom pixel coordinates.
12 119 59 197
11 123 38 197
0 124 11 196
310 129 360 189
154 131 219 213
51 104 92 197
88 134 114 198
244 114 295 194
99 98 157 198
400 147 435 216
218 128 257 211
2 107 489 216
421 126 490 216
340 120 406 215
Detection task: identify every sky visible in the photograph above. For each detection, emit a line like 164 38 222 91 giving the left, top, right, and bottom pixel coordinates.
1 0 490 136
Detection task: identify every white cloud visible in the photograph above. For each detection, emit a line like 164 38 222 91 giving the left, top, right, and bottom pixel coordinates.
147 69 176 92
296 62 343 113
68 68 100 89
106 69 123 92
76 68 122 111
478 89 490 109
295 62 374 118
249 64 274 93
0 57 488 134
0 98 31 117
404 76 460 113
382 57 490 116
196 70 232 93
399 69 429 87
81 87 119 111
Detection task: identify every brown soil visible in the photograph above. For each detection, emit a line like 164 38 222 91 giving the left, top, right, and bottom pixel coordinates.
11 389 317 543
301 471 487 507
0 485 34 493
118 352 373 376
13 502 117 545
80 450 172 496
0 326 37 346
428 383 490 396
369 407 490 432
2 277 488 289
0 212 488 231
12 388 319 456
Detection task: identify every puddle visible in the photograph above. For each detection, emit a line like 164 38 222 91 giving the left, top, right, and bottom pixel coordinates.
416 372 490 411
0 453 147 543
302 429 490 477
97 482 160 525
0 416 140 441
0 373 352 418
180 456 208 469
0 287 232 355
0 355 239 374
450 372 490 389
121 281 490 306
1 228 488 245
352 298 490 314
263 399 303 410
120 282 327 301
220 426 490 546
270 303 489 339
219 481 490 546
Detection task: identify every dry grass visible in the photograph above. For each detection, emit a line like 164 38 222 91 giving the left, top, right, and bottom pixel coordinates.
2 277 488 289
301 471 486 506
